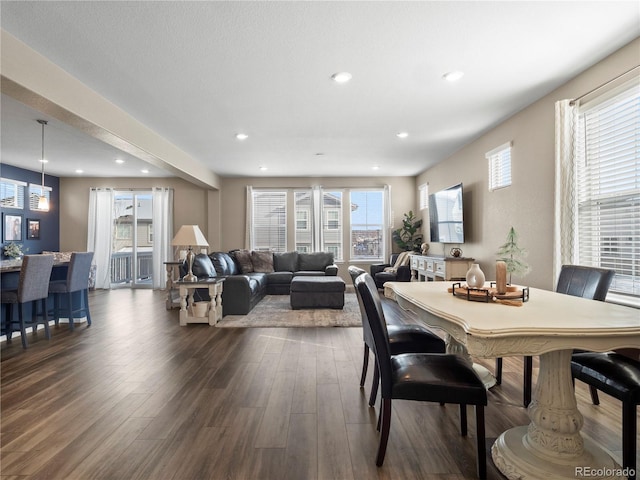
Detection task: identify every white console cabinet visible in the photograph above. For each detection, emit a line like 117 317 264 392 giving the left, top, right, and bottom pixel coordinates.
409 254 473 282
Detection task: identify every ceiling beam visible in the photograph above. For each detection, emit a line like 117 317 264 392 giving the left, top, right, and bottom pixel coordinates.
0 29 220 190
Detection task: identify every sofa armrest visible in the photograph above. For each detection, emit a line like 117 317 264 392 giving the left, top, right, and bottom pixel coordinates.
370 263 391 277
324 264 339 276
396 265 412 282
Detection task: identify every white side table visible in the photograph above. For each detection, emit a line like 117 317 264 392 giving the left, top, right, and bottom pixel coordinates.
175 279 224 326
163 261 182 310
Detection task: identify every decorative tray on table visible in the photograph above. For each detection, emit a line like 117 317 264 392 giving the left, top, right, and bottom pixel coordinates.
449 282 530 305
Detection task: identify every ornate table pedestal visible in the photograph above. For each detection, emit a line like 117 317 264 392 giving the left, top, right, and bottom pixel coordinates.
492 349 624 480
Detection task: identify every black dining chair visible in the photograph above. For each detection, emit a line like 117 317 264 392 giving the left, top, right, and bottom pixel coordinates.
494 264 615 407
48 251 94 330
355 272 487 478
571 352 640 479
348 266 445 406
1 254 55 348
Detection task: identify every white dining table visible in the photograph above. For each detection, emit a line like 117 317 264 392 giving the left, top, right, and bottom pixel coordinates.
385 281 640 480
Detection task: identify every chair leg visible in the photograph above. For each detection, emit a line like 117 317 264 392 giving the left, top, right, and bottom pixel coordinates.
475 405 487 480
53 292 60 326
18 303 28 349
5 304 14 343
67 292 74 331
376 398 392 467
360 344 369 387
622 400 636 480
524 356 533 407
41 298 51 340
369 363 379 407
589 385 600 405
495 357 503 385
84 289 92 326
459 404 467 436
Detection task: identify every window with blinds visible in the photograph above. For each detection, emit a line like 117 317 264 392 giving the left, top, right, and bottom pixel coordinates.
251 190 287 252
418 183 429 210
0 178 26 209
29 184 52 211
576 80 639 297
486 142 512 191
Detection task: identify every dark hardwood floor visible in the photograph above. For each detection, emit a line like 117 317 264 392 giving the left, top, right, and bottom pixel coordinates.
1 288 634 479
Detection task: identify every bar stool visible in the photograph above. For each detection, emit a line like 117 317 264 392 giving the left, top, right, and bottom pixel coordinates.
48 252 94 330
1 254 55 348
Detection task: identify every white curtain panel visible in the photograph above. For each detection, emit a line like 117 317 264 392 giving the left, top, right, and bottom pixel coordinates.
151 187 173 289
87 188 114 289
245 185 253 249
553 99 578 284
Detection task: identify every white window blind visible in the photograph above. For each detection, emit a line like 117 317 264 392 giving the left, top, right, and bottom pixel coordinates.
251 191 287 252
28 184 52 211
576 80 640 296
486 142 512 191
418 183 429 210
0 178 26 209
294 190 313 253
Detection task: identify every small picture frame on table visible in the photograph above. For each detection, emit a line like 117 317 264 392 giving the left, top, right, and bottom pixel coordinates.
27 219 40 239
3 214 23 242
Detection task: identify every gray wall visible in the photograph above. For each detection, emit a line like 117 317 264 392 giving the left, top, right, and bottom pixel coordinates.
416 38 639 290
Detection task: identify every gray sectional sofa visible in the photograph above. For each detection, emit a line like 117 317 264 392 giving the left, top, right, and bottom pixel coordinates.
183 250 338 316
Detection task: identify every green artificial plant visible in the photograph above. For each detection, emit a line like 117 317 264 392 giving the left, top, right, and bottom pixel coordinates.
496 226 530 283
392 211 423 252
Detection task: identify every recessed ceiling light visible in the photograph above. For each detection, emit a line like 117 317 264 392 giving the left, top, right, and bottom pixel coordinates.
443 71 464 82
259 166 268 171
39 159 49 164
115 159 125 164
396 132 409 139
75 169 83 174
372 165 380 170
315 153 325 156
331 72 352 83
236 133 248 140
141 169 149 174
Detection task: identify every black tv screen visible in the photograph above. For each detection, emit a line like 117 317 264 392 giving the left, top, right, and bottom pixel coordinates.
429 183 464 243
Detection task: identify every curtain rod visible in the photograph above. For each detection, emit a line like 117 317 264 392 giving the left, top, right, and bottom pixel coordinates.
569 65 639 106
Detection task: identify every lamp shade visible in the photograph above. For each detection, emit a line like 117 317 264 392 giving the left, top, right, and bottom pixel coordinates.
171 225 209 247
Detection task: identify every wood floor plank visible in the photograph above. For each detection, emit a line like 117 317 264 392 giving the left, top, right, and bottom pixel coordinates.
285 413 318 480
317 383 355 480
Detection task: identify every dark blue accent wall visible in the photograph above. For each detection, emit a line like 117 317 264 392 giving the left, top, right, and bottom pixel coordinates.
0 163 60 256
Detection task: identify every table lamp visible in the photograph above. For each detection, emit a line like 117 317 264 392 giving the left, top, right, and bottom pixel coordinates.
171 225 209 282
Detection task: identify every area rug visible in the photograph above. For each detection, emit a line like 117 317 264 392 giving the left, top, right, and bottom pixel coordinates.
216 293 362 328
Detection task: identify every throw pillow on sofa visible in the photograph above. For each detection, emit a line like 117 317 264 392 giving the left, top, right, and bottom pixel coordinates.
251 251 274 273
233 249 254 273
273 251 299 272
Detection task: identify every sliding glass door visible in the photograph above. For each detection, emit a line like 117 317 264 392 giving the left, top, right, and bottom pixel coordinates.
111 191 153 288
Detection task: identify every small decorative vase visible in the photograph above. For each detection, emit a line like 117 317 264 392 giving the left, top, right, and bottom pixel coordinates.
466 263 485 288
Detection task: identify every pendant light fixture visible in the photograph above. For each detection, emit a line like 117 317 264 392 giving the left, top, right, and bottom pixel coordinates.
37 119 50 211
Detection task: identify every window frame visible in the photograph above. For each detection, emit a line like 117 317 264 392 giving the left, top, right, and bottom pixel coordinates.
486 142 512 192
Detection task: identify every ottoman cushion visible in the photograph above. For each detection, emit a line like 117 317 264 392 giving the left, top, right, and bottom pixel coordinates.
290 276 345 309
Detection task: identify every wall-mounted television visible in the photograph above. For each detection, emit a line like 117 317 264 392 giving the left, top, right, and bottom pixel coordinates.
429 182 464 244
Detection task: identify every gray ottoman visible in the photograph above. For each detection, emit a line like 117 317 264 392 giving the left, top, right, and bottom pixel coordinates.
290 276 345 310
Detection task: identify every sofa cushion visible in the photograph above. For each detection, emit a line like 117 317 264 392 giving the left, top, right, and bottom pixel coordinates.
266 271 294 285
233 249 254 273
210 252 239 276
273 251 299 272
191 253 217 278
251 251 274 273
298 252 334 271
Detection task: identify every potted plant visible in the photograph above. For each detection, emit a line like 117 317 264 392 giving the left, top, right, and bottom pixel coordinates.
496 226 530 283
392 211 423 252
3 242 26 259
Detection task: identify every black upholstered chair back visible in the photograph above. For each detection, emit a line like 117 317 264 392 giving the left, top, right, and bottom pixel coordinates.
556 265 614 301
65 252 95 293
355 273 393 397
348 266 374 348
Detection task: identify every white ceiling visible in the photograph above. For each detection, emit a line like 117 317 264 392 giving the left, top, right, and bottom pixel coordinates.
1 1 639 180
